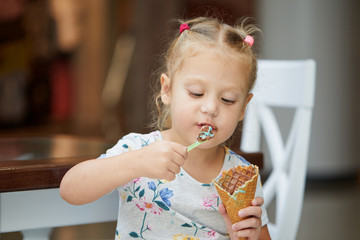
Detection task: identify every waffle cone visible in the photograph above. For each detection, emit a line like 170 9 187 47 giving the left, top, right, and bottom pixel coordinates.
213 164 259 224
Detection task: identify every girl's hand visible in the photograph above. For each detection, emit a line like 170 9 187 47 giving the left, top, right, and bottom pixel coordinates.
136 140 187 181
219 197 264 240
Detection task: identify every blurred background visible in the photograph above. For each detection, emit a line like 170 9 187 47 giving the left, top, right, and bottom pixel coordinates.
0 0 359 239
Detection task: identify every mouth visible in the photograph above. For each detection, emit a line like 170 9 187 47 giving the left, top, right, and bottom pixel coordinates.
197 123 216 131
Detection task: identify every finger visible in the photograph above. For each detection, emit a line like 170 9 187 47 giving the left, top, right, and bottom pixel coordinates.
218 203 226 215
238 206 262 219
161 165 177 181
163 172 176 181
171 151 186 167
170 142 188 160
232 216 262 231
167 161 181 175
234 228 256 239
251 197 264 206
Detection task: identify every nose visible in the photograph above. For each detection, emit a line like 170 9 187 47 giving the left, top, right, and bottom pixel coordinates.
200 97 218 117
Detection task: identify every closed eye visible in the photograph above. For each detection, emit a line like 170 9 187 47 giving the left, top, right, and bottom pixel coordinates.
188 91 203 98
221 98 236 104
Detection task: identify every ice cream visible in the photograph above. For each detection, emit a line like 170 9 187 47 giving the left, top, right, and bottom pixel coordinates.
197 125 214 142
213 164 259 224
187 125 214 152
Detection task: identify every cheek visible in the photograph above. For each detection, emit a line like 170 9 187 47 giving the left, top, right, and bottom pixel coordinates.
171 91 196 114
223 120 238 139
171 107 187 123
218 109 242 138
170 95 201 134
170 100 192 124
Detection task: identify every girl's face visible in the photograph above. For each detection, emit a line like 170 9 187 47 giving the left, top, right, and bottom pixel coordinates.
161 50 253 148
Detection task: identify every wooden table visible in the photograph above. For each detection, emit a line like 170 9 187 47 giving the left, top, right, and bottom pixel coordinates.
0 135 114 192
0 135 263 240
0 135 119 240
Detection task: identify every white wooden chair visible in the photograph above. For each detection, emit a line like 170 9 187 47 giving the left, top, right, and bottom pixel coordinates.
241 59 316 240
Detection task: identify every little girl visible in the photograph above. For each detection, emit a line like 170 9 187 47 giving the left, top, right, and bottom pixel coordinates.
60 17 271 240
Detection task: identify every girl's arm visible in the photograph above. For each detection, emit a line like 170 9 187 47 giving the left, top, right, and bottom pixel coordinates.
60 141 187 205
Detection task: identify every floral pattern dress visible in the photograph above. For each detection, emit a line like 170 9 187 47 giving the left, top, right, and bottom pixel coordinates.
99 131 268 240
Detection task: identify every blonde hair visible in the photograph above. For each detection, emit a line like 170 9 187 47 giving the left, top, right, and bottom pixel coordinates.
150 17 260 131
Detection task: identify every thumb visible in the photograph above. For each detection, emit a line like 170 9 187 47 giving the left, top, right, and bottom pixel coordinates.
218 203 233 229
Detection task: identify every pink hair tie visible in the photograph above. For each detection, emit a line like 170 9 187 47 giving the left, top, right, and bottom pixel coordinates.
244 35 254 47
180 23 190 34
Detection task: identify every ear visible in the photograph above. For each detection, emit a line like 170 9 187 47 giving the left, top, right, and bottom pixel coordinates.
238 93 253 121
160 73 171 105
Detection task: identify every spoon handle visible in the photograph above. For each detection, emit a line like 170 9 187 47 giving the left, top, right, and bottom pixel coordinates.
187 141 207 152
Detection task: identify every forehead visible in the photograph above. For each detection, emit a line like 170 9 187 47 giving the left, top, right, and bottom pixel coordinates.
173 48 250 91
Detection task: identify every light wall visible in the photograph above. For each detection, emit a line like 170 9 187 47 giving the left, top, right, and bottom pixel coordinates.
256 0 360 178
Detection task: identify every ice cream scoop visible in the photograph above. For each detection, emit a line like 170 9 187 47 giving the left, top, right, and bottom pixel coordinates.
187 125 214 152
213 164 259 225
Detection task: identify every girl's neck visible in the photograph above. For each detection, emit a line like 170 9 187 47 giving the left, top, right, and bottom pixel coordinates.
183 146 225 184
187 145 223 164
